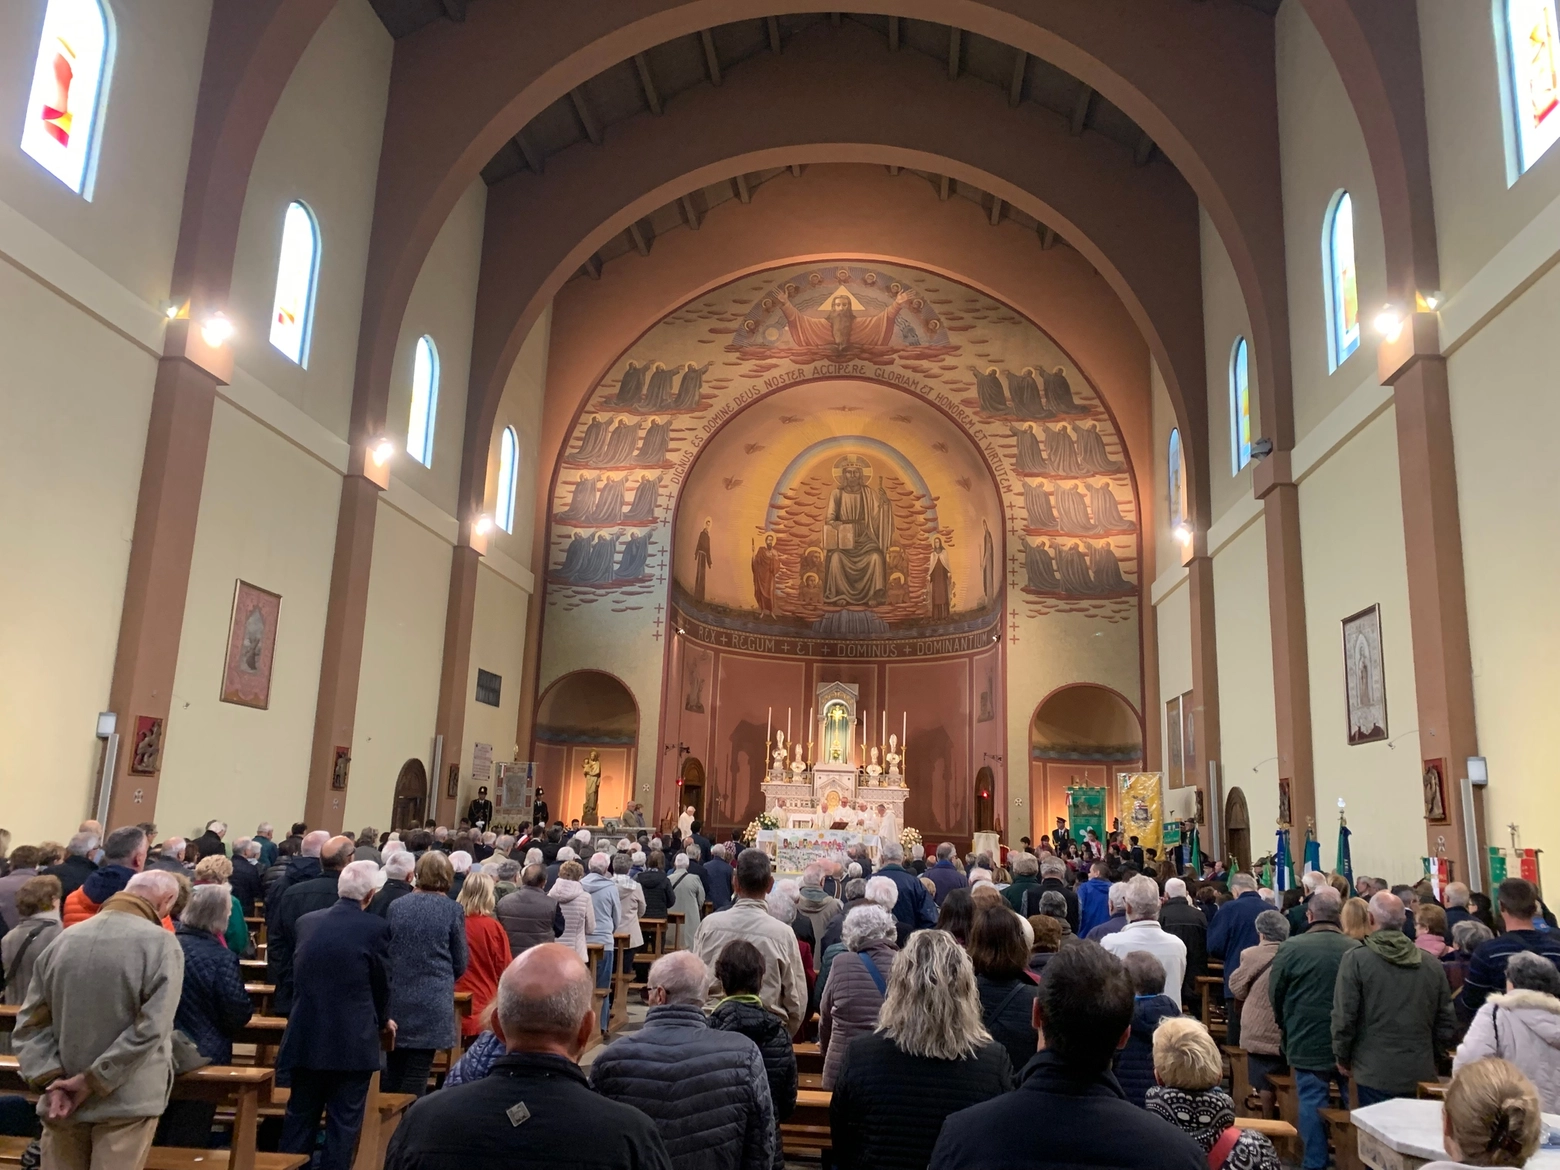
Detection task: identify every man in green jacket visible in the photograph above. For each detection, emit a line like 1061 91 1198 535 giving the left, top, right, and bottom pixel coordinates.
1331 891 1457 1106
1269 886 1357 1170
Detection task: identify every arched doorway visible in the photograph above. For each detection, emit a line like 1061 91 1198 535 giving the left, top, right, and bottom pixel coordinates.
1225 787 1252 875
391 758 428 830
680 757 707 829
534 670 639 826
974 766 996 834
1028 685 1144 847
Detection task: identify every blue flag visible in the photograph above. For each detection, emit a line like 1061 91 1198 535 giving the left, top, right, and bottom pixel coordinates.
1336 822 1354 894
1274 828 1292 892
1304 827 1322 875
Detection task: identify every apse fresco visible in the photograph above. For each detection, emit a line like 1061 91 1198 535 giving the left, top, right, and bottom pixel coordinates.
537 261 1142 811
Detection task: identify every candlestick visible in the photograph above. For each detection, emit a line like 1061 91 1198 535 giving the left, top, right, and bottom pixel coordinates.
787 708 792 743
767 708 772 751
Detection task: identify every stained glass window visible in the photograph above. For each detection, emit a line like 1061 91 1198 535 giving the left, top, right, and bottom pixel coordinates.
269 201 319 366
1508 0 1560 171
407 336 439 467
1324 191 1360 371
1230 336 1252 472
20 0 111 196
496 426 519 533
1167 428 1186 533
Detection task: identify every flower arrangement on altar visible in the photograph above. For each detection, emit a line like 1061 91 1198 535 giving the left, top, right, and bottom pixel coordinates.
900 826 922 849
743 811 781 844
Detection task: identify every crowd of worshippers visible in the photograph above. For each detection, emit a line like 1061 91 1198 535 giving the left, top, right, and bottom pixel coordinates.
1 818 1559 1170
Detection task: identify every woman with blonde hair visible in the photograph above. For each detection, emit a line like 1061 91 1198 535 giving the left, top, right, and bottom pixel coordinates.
829 927 1011 1169
385 850 469 1095
1341 896 1372 940
454 872 512 1040
1425 1057 1544 1169
193 852 250 955
1146 1015 1283 1170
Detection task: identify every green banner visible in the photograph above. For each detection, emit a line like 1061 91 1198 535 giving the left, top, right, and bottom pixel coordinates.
1162 820 1182 848
1489 847 1508 885
1066 786 1107 845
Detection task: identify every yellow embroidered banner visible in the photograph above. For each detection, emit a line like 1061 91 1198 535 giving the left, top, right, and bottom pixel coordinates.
1118 772 1165 856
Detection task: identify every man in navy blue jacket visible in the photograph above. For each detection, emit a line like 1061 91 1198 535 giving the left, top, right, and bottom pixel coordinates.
1459 877 1560 1019
702 843 735 912
930 943 1203 1170
277 860 392 1170
875 842 937 941
1206 872 1267 1046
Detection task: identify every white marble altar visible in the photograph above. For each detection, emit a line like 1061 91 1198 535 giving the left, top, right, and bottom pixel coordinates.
1352 1098 1560 1170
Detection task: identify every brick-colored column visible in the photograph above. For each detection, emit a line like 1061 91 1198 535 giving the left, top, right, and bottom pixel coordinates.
1380 316 1483 883
1256 452 1315 835
433 543 483 826
1186 552 1223 802
303 472 381 830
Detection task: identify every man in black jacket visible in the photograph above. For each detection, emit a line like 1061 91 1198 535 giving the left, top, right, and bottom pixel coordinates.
369 850 416 917
278 861 391 1170
591 950 773 1170
930 943 1205 1170
387 943 670 1170
266 830 329 936
1156 877 1210 1009
269 835 355 1013
41 832 98 899
228 839 265 917
1020 855 1080 935
193 820 228 859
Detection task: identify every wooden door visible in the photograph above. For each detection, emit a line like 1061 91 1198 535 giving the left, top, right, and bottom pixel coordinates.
391 758 428 830
681 757 706 825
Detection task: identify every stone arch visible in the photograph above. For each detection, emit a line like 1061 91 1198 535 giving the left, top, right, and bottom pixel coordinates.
391 757 428 830
1026 682 1143 841
533 669 640 825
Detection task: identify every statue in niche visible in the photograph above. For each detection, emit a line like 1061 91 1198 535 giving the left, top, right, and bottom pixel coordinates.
581 750 602 825
823 456 894 607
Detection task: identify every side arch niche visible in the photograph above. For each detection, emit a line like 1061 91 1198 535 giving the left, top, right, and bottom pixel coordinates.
534 670 639 827
1225 785 1252 875
1027 684 1143 846
391 758 428 830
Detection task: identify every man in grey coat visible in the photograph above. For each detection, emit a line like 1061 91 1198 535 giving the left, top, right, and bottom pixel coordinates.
15 869 184 1170
591 951 775 1170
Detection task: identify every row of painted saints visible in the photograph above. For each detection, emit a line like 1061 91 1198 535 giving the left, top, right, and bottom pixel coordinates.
969 365 1089 420
556 473 661 526
612 360 711 412
565 416 671 468
1022 480 1132 535
1009 421 1122 477
552 530 652 586
1021 537 1131 597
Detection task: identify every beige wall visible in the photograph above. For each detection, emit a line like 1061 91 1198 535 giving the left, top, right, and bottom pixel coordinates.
1211 520 1278 834
1297 408 1423 883
0 0 209 302
0 262 157 841
461 564 532 812
227 0 392 439
1201 207 1259 520
1275 1 1387 440
387 180 487 516
345 501 451 832
1448 260 1560 870
487 304 552 566
156 400 341 839
1156 580 1192 758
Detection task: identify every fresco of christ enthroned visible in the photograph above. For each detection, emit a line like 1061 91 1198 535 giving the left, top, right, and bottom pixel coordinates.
823 455 895 607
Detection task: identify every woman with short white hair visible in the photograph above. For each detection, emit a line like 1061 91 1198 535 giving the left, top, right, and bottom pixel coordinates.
667 852 705 949
819 904 899 1088
830 929 1012 1168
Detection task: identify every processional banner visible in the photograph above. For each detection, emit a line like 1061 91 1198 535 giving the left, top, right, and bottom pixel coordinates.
1117 772 1164 855
1065 787 1107 846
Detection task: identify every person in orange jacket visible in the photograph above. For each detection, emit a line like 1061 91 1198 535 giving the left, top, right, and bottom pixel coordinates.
62 825 148 926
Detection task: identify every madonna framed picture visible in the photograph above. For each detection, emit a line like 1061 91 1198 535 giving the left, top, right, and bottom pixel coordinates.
1341 604 1388 745
221 580 281 709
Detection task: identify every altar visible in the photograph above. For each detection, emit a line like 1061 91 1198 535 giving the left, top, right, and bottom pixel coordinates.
761 680 909 845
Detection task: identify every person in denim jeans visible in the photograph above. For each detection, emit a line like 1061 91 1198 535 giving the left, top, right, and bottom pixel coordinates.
1268 888 1359 1170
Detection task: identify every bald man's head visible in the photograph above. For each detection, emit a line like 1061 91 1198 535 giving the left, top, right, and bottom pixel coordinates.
494 943 595 1059
301 830 330 858
126 869 179 917
321 835 356 871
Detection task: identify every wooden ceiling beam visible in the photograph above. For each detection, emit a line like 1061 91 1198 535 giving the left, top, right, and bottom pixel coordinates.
938 174 952 201
887 15 900 51
1070 84 1094 136
1134 130 1155 166
989 196 1003 226
627 221 651 257
581 254 602 280
789 163 803 178
886 165 900 176
570 88 602 145
1009 49 1027 107
1039 224 1057 250
512 130 543 174
948 27 962 81
700 29 722 86
679 194 702 230
633 53 662 115
766 16 782 53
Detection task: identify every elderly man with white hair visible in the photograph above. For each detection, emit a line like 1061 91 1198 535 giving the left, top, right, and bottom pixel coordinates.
582 851 623 1038
1100 875 1188 1006
590 950 776 1170
1156 875 1210 1006
1331 890 1457 1105
873 841 938 943
1207 870 1269 1046
1084 881 1130 940
276 860 392 1170
15 868 184 1170
370 849 417 917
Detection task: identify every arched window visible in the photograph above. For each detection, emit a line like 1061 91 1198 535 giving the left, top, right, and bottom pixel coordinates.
1504 0 1560 173
1167 428 1187 534
1229 336 1252 473
1323 190 1360 371
269 201 320 366
496 426 519 533
406 336 439 467
20 0 112 197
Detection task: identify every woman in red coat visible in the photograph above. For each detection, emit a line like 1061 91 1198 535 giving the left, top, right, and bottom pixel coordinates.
454 872 513 1039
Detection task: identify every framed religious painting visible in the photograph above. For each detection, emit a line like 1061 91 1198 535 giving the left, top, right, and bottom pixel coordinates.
220 580 282 709
1341 604 1388 745
1422 758 1449 824
1165 695 1184 788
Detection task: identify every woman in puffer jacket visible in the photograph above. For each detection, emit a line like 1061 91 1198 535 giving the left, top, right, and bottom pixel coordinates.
1455 950 1560 1111
710 939 798 1170
549 860 596 963
820 904 898 1088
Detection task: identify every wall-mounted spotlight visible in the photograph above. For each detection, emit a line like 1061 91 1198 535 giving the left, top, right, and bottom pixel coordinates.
371 437 396 468
200 312 234 348
1373 304 1406 343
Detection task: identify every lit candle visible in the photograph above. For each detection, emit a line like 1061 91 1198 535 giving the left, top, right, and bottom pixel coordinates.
767 707 772 750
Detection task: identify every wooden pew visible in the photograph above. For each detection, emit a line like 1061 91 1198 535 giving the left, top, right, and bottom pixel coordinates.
1222 1045 1259 1116
1196 975 1228 1039
639 916 669 958
1264 1073 1303 1162
666 911 686 950
610 931 635 1032
1321 1107 1366 1170
783 1088 833 1160
1234 1117 1298 1140
794 1041 823 1077
0 1056 302 1170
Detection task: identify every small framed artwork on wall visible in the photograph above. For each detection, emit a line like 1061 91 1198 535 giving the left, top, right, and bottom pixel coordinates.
221 580 282 709
129 715 164 775
1341 604 1388 745
1166 695 1183 788
1422 758 1448 824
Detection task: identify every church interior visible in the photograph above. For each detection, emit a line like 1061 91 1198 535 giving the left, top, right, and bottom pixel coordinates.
7 0 1560 928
